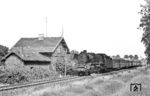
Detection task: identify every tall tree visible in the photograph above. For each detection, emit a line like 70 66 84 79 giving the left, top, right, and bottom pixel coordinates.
134 55 139 60
116 55 120 58
129 55 133 60
0 45 8 57
0 45 8 61
139 0 150 64
124 55 129 59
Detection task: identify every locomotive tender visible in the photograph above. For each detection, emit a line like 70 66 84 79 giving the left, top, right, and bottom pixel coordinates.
70 50 141 76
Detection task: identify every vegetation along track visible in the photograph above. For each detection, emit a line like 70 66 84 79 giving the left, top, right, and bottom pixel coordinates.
0 67 137 92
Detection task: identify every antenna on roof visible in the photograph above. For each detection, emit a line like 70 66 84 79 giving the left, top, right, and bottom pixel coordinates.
45 16 48 37
61 24 64 37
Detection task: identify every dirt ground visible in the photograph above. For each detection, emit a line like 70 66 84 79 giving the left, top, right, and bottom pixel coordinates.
19 67 150 96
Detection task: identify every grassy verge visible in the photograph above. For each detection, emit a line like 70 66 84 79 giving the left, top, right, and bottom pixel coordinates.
10 68 150 96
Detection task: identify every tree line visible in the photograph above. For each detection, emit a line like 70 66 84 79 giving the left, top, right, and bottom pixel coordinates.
0 45 8 61
112 54 139 60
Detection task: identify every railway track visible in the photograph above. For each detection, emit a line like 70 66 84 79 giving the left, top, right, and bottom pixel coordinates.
0 67 138 92
0 76 83 91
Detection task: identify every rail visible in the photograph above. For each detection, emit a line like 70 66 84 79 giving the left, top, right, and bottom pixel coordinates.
0 76 82 91
0 67 137 92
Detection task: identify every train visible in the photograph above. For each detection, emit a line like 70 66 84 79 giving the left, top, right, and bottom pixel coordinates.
67 50 142 76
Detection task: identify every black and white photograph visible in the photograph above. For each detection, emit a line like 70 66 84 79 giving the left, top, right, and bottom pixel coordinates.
0 0 149 96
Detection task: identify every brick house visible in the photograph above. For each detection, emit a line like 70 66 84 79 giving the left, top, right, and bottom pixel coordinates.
2 36 70 72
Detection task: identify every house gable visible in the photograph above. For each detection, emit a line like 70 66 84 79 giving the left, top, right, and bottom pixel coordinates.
2 52 23 62
4 54 24 71
53 38 70 56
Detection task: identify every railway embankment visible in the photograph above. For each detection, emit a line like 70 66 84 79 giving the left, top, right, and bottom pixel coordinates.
16 66 150 96
0 67 147 96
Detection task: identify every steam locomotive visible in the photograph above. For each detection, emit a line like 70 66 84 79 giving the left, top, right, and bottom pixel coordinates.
68 50 141 76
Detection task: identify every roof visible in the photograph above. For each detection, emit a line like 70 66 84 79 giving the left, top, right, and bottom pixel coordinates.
2 51 50 62
12 37 69 53
14 37 63 47
3 36 69 62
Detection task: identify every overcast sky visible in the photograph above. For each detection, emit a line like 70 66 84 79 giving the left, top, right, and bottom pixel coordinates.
0 0 146 58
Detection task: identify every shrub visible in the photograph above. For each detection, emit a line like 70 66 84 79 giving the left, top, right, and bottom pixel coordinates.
25 67 57 80
55 55 77 75
0 65 57 84
55 62 73 75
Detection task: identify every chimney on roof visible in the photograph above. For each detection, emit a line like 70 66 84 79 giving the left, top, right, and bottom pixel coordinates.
38 34 44 40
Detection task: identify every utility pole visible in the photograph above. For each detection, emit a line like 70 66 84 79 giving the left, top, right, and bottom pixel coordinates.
45 16 48 37
61 25 66 76
61 24 64 37
64 55 67 76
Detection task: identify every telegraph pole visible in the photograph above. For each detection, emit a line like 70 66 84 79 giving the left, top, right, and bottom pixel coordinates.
45 16 48 37
64 56 67 76
61 24 64 37
62 26 66 76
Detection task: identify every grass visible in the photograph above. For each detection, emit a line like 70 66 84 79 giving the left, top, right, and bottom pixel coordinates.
15 68 150 96
112 69 150 96
113 75 150 96
35 79 124 96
